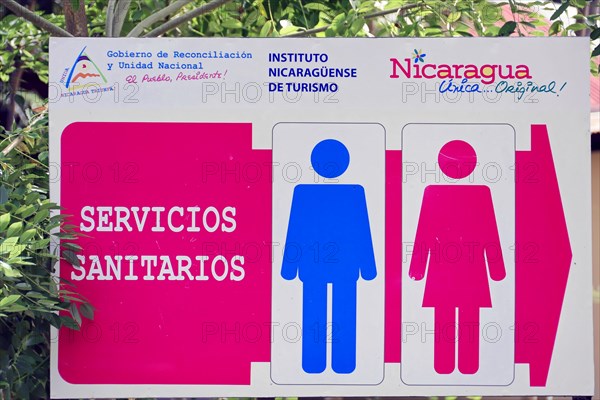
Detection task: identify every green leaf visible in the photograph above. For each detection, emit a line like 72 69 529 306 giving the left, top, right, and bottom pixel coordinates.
56 233 77 240
15 282 31 290
591 28 600 40
32 209 49 225
39 202 60 211
280 25 302 35
62 249 80 267
0 213 10 231
0 186 8 205
207 20 222 33
550 2 570 20
25 192 40 204
5 304 27 312
565 23 588 31
24 334 45 347
0 236 19 254
592 44 600 57
29 238 50 251
18 205 36 218
80 303 95 320
0 260 22 277
7 221 23 237
61 242 82 252
60 315 80 330
330 12 347 34
349 18 366 35
20 229 37 242
221 18 243 29
550 20 563 35
69 303 82 326
9 244 26 259
20 163 38 170
0 294 21 308
25 291 46 299
47 313 62 329
304 2 330 11
259 20 274 37
6 255 34 265
590 59 599 76
447 11 462 23
498 21 517 36
39 299 58 307
0 260 12 271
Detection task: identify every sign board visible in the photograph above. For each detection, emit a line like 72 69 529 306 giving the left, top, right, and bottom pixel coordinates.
49 38 594 398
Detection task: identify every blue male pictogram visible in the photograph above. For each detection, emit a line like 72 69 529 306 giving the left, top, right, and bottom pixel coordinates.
281 139 377 374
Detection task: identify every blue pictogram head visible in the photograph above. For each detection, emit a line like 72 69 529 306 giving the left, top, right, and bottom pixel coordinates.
311 139 350 179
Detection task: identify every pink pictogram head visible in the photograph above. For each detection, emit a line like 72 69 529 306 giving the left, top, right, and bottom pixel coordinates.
438 140 477 179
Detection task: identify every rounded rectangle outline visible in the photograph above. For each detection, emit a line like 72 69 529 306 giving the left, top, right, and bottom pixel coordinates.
270 121 387 386
399 122 517 387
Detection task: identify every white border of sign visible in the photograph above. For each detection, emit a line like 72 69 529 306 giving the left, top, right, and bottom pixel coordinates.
49 37 594 398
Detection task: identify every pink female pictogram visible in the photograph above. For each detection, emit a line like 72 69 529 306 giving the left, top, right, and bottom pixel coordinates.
409 139 506 375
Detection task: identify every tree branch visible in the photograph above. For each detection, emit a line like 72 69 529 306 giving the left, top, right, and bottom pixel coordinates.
127 0 195 37
3 63 24 132
2 108 47 157
143 0 232 37
365 4 420 18
63 0 89 36
105 0 117 36
284 25 327 37
284 4 421 37
0 0 73 36
111 0 133 37
1 135 24 156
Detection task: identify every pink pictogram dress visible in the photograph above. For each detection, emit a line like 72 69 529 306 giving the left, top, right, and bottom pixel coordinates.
409 140 506 375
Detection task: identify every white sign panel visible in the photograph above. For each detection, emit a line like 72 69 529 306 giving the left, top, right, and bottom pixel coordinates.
49 38 594 398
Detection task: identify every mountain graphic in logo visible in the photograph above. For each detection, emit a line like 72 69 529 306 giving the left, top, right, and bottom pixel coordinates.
65 46 107 88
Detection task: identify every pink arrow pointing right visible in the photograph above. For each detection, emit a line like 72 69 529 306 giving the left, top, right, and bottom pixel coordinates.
515 124 573 387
